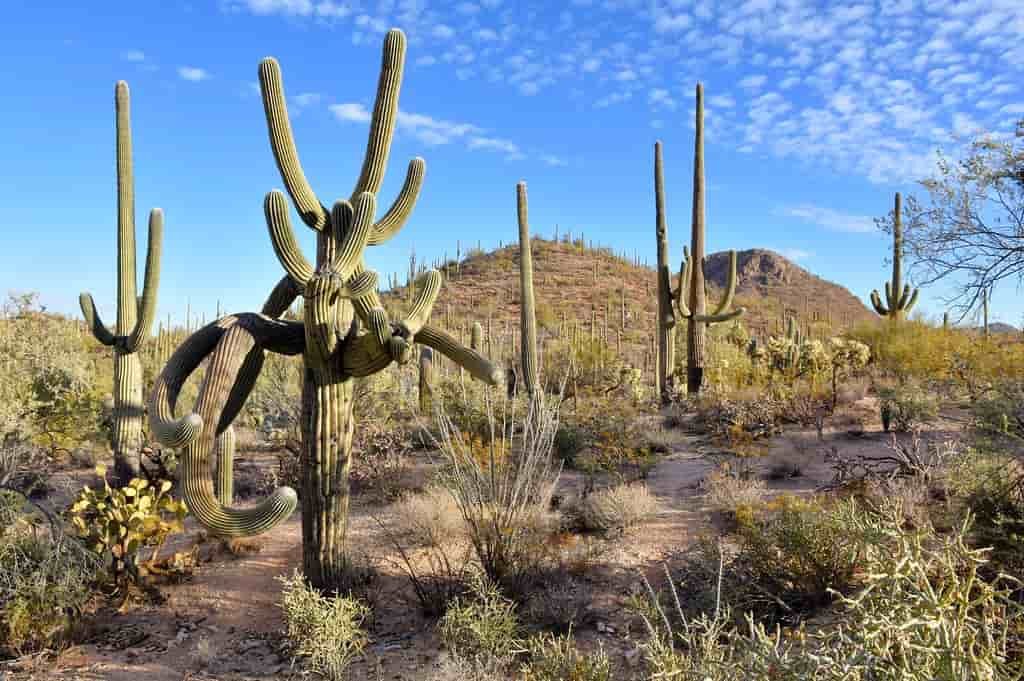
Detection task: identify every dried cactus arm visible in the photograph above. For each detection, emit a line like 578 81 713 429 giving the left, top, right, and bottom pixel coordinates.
124 208 163 352
79 293 116 346
258 58 327 232
181 323 297 536
351 28 405 199
709 250 739 317
870 290 890 316
265 191 314 285
368 158 425 245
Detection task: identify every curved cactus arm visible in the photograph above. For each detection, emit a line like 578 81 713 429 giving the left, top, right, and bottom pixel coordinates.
398 270 442 337
709 249 739 317
124 208 163 352
658 263 676 328
368 157 425 246
885 281 897 310
265 191 314 285
258 58 328 232
902 287 919 314
214 425 236 506
675 247 692 318
342 322 501 385
693 307 747 324
261 274 302 317
346 270 379 300
79 293 116 346
351 28 406 200
870 290 890 316
327 193 375 281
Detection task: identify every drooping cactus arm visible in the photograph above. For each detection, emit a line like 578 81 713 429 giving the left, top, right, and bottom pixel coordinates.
692 306 746 324
265 191 314 285
261 274 302 318
870 290 890 316
79 293 116 346
181 322 298 536
124 208 163 352
351 28 406 199
258 58 328 232
368 158 425 245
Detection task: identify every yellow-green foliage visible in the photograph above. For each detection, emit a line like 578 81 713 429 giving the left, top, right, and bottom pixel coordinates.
521 632 612 681
68 465 187 586
277 570 370 681
438 575 523 661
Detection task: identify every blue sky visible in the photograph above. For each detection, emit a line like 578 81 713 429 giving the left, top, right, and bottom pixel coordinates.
2 1 1022 329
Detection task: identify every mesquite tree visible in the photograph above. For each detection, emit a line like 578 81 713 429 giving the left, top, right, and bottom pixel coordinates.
149 29 501 592
79 81 163 484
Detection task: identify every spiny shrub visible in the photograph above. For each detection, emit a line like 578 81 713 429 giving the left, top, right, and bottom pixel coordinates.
566 483 658 534
277 570 370 681
438 574 523 662
521 631 612 681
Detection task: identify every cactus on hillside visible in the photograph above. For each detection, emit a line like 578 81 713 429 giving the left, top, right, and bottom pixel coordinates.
148 29 501 592
517 182 539 395
662 83 745 396
79 81 163 484
870 193 919 321
419 346 435 413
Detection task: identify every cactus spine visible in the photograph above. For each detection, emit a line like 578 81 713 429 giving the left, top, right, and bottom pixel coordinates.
670 84 745 395
517 182 539 395
148 29 500 592
871 193 919 321
79 81 163 484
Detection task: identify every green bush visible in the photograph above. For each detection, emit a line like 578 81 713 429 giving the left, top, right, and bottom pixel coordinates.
877 381 939 432
521 632 612 681
438 575 522 662
277 570 370 680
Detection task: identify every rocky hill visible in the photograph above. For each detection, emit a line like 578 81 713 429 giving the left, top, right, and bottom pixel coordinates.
382 239 877 371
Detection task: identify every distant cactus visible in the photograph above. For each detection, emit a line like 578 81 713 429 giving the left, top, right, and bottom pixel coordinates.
517 182 539 395
663 83 745 396
79 81 163 484
871 193 919 321
471 321 483 351
419 346 434 413
148 29 500 592
982 289 989 338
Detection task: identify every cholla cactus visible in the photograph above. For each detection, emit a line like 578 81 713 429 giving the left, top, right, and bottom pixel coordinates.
79 81 163 484
826 337 871 408
871 193 919 321
148 29 500 591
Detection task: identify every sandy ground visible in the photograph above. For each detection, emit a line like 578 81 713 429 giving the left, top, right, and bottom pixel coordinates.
3 397 970 681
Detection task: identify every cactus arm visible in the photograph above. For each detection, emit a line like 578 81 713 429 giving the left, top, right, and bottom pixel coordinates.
897 283 912 310
326 194 375 281
265 191 314 285
903 288 919 314
709 250 739 317
79 293 116 346
346 270 379 300
658 263 676 328
397 270 442 337
124 208 163 353
351 28 405 199
368 158 425 245
258 58 328 231
261 275 302 317
675 247 692 318
870 290 890 316
884 281 895 310
692 307 747 324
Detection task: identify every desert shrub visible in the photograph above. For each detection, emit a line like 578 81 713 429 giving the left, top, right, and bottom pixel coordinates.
877 381 939 432
523 575 593 633
0 435 53 497
277 570 370 681
702 462 767 518
693 389 783 442
438 575 523 662
553 422 588 465
0 492 100 657
434 389 563 595
521 632 612 681
566 482 658 534
971 379 1024 440
570 413 657 482
350 418 414 502
67 465 188 591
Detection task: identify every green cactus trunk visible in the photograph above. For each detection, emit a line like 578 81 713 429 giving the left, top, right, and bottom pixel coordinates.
517 182 539 395
654 141 676 403
214 425 236 505
871 193 919 321
687 85 709 395
111 352 144 481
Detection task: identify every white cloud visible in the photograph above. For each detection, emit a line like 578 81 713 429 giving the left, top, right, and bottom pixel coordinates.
177 66 209 82
738 74 767 91
432 24 455 39
778 247 813 261
779 204 875 233
121 49 145 62
649 88 677 110
541 154 568 166
329 102 371 123
291 92 321 109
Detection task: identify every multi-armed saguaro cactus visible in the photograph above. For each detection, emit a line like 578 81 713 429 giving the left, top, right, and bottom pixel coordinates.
871 192 918 321
79 81 163 484
516 182 539 395
148 29 501 591
664 84 745 395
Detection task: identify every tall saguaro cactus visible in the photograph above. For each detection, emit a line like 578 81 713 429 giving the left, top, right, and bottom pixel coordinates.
517 182 539 395
654 141 677 404
148 29 500 592
871 192 919 321
662 84 745 395
80 81 163 484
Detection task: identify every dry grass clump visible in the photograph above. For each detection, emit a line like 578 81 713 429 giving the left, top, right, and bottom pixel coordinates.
702 462 767 516
393 485 466 548
566 483 659 534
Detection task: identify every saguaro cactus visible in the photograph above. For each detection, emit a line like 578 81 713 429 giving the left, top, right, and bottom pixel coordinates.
149 29 501 592
871 192 918 321
654 141 677 404
982 289 989 338
80 81 163 484
517 182 539 395
419 347 435 413
665 84 745 395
